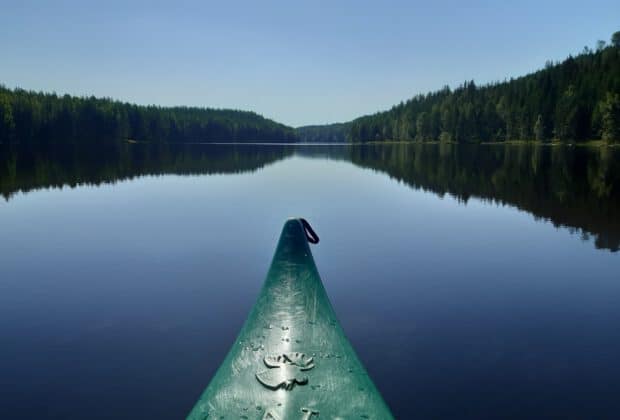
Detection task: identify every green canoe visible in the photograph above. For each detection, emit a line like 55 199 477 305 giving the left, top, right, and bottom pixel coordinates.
187 218 394 419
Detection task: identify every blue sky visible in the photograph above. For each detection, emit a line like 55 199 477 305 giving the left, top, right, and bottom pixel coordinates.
1 0 618 127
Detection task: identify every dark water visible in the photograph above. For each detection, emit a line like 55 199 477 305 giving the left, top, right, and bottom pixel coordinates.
1 142 619 419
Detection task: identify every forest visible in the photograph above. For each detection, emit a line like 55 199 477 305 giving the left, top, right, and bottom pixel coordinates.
0 86 297 145
2 33 620 147
347 32 620 143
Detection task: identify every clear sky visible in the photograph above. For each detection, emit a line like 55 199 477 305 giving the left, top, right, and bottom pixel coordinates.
1 0 618 127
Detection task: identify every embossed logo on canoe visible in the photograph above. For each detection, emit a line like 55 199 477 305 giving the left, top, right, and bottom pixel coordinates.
255 352 315 390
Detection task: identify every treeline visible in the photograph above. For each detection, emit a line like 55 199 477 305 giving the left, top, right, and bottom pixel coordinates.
0 86 297 145
348 33 620 143
296 123 348 143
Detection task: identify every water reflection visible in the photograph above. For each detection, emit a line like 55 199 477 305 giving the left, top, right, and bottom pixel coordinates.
1 142 619 251
0 142 294 200
1 141 619 420
350 143 620 252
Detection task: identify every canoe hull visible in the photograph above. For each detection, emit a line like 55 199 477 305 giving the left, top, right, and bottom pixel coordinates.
188 218 393 419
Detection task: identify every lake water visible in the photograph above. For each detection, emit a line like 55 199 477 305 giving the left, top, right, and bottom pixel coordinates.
1 143 619 419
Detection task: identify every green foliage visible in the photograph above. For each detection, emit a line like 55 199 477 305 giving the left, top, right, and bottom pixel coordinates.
0 86 297 145
0 92 15 143
554 85 578 141
612 31 620 48
599 92 620 142
347 41 620 143
534 114 545 141
416 112 431 141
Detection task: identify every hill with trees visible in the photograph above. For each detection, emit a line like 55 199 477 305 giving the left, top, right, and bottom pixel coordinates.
346 31 620 143
0 86 297 145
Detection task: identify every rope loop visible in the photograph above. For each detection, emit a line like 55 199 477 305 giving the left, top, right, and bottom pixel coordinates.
300 218 319 244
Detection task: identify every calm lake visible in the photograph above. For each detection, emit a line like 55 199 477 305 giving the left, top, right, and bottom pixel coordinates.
1 142 619 419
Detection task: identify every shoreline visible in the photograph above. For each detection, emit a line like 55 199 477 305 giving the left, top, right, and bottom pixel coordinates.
119 138 620 148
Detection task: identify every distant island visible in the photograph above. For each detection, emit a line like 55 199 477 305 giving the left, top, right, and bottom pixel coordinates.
298 31 620 144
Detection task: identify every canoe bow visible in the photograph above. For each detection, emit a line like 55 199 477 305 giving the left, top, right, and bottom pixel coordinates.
187 218 393 419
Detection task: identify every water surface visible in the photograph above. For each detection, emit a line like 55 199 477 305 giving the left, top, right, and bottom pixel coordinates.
1 143 619 419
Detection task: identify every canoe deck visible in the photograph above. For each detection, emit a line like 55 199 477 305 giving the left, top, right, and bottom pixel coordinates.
188 218 393 419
